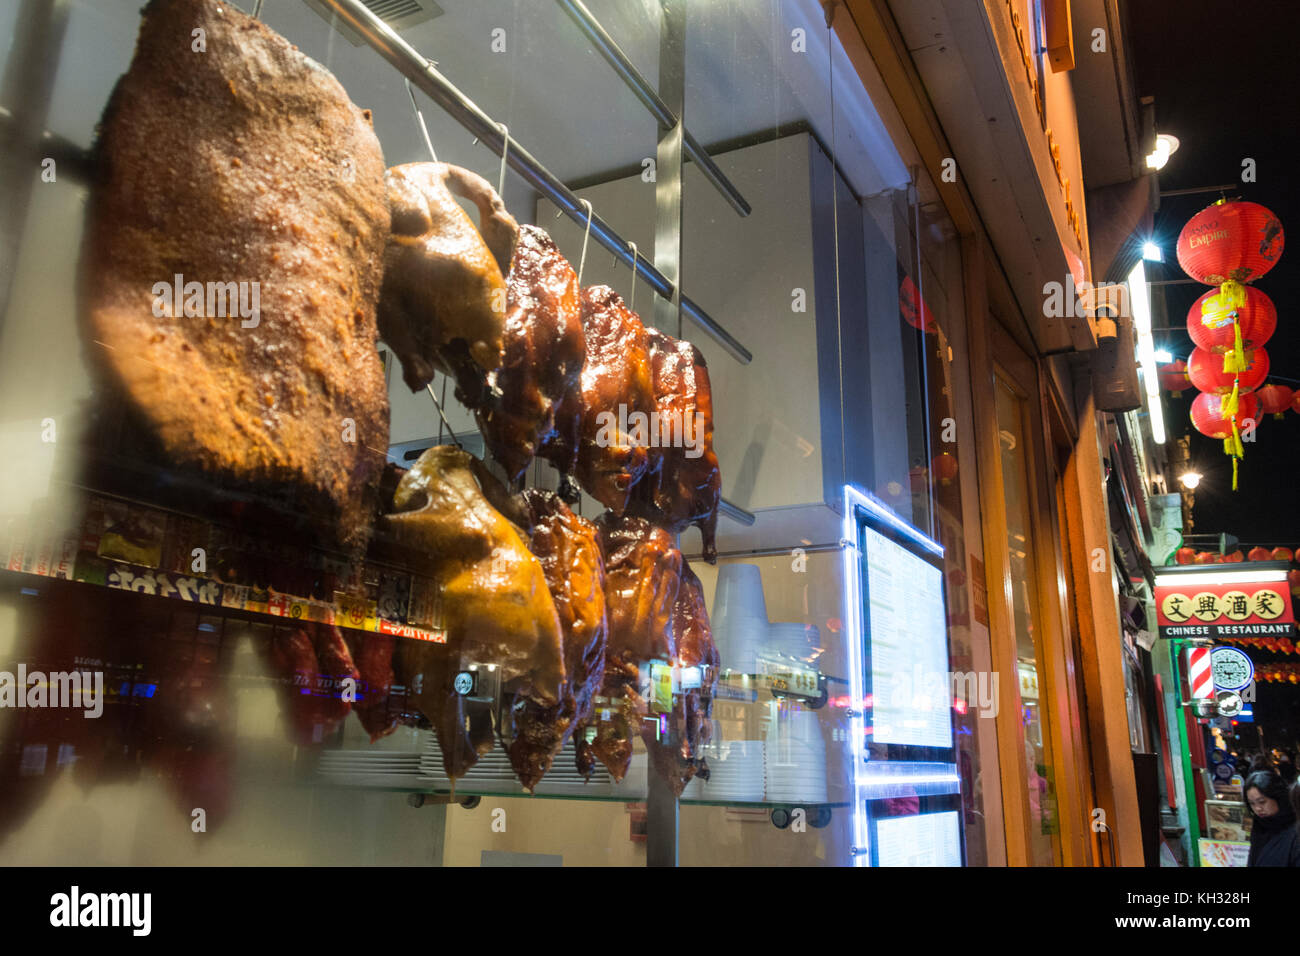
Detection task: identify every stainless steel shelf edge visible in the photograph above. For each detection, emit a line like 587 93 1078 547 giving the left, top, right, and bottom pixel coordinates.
310 0 752 365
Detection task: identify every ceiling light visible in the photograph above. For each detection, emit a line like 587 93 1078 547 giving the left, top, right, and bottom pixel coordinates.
1142 241 1164 262
1179 471 1202 490
1146 133 1180 171
1154 349 1174 363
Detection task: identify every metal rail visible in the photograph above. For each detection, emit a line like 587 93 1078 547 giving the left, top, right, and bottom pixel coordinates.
311 0 752 365
555 0 751 218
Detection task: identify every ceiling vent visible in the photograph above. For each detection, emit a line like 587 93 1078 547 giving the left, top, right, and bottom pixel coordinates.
303 0 443 46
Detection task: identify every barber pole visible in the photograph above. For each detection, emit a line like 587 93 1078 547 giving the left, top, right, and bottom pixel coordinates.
1187 646 1214 700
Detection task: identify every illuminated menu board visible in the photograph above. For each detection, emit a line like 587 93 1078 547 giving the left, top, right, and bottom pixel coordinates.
865 525 952 748
876 811 962 867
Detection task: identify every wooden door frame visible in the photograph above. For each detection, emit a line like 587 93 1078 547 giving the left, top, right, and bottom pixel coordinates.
970 312 1091 865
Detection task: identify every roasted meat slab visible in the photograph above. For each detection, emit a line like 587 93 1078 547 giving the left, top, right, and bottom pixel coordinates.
80 0 390 553
630 329 722 562
474 226 586 483
378 162 518 397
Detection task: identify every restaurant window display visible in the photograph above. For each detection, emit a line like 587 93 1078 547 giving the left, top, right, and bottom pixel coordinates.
0 0 990 866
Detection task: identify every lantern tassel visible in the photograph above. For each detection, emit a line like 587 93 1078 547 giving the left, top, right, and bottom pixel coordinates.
1223 313 1248 373
1223 378 1240 419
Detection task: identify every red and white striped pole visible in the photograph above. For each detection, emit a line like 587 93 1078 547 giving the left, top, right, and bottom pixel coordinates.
1187 646 1214 700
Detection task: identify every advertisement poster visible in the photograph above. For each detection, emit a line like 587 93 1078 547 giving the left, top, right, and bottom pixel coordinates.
1198 838 1250 868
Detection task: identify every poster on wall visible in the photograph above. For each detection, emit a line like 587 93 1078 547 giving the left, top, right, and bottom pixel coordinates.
1155 579 1294 639
1198 838 1250 868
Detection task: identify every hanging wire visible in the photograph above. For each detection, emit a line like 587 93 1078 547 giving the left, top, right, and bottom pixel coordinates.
252 0 264 18
825 3 848 499
576 199 594 285
628 241 639 312
427 380 462 450
406 78 438 163
497 122 510 198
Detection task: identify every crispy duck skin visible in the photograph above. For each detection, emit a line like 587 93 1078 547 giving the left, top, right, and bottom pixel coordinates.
383 446 565 779
630 329 722 562
569 286 656 514
503 490 608 790
80 0 390 555
576 514 682 781
641 560 719 796
475 226 586 482
378 162 518 396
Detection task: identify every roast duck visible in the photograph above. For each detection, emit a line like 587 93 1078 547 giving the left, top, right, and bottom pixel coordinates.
73 0 726 798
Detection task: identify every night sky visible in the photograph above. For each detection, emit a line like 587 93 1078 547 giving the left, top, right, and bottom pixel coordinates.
1128 0 1300 548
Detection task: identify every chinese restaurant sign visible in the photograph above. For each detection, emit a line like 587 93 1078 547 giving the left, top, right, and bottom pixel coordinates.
1156 581 1294 638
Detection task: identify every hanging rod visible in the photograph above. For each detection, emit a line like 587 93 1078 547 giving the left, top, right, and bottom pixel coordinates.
310 0 752 366
555 0 751 218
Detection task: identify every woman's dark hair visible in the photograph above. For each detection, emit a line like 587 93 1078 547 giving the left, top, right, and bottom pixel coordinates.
1244 770 1289 817
1250 754 1273 774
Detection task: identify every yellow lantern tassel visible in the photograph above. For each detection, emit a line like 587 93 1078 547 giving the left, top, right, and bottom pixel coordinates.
1223 314 1248 373
1221 280 1247 310
1233 455 1239 491
1222 378 1240 419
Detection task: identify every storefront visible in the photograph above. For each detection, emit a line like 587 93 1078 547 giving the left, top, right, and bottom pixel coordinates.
0 0 1155 866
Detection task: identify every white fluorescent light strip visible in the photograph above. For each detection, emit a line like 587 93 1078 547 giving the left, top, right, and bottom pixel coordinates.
1154 570 1289 586
860 770 962 787
842 484 947 866
1127 261 1165 445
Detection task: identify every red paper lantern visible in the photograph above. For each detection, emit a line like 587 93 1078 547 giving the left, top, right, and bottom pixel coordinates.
1175 547 1197 565
931 452 958 485
1158 360 1191 393
1249 546 1273 562
1186 285 1277 375
1195 551 1215 564
1272 547 1294 562
1190 391 1260 439
1257 383 1294 420
1226 550 1245 563
1177 199 1285 285
1187 346 1269 394
1288 569 1300 597
1293 392 1300 416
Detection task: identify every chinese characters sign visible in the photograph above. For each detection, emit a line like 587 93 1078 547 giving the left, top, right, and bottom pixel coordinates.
1156 580 1294 638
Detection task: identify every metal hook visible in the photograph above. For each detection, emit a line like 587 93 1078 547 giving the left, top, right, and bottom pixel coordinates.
497 123 509 198
628 241 638 312
406 78 438 163
576 199 594 286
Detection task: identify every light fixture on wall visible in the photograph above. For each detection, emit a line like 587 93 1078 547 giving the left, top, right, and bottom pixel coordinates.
1179 471 1203 490
1146 133 1180 171
1142 241 1164 262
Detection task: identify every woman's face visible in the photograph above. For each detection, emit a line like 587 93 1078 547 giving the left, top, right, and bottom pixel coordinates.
1247 787 1279 817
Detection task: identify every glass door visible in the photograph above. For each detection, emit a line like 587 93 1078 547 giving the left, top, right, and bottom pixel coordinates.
992 368 1062 866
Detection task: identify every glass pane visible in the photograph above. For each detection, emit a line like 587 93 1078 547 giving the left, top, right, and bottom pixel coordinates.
993 374 1060 865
